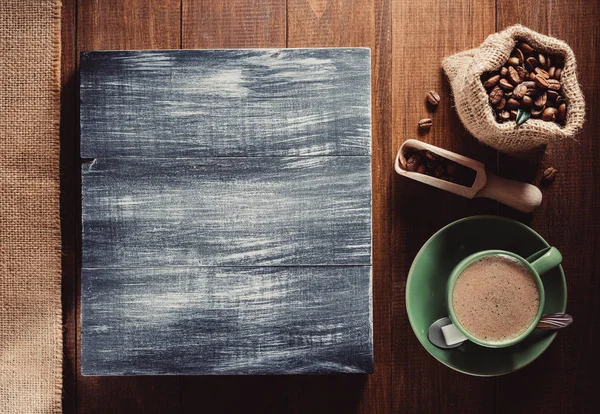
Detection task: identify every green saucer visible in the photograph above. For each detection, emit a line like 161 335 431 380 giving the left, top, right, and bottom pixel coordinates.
406 216 567 376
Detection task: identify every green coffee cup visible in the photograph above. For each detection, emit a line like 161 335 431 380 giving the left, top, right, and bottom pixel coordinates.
446 247 563 348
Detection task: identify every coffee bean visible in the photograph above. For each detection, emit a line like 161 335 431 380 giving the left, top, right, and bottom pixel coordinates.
418 118 433 129
507 57 521 67
531 108 543 118
547 90 559 101
534 92 547 107
547 79 561 91
548 66 556 78
538 53 547 68
427 90 441 106
513 83 528 99
512 48 524 63
495 98 506 110
534 67 550 79
425 150 440 161
543 167 558 182
483 74 500 89
499 78 514 90
554 67 562 80
519 42 535 54
542 107 558 121
510 110 518 120
525 57 538 72
506 98 520 110
516 65 528 81
508 66 521 84
416 164 427 174
534 74 549 89
528 72 537 81
500 110 511 121
406 154 421 171
521 95 533 108
434 164 446 178
489 86 504 105
521 80 536 90
501 66 508 76
557 103 567 122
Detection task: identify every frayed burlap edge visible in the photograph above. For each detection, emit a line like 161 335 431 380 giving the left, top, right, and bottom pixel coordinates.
443 25 585 157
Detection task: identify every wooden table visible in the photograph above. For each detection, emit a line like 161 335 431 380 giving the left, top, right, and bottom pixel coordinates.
60 0 599 412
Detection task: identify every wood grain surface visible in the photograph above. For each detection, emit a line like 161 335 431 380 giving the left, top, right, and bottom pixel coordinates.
61 0 599 412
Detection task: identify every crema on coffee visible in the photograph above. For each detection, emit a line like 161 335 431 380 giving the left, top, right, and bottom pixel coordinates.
452 255 540 343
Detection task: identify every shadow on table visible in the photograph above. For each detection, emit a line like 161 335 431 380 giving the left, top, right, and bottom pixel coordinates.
181 374 367 413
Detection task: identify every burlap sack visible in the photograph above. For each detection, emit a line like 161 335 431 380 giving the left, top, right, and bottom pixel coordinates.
443 25 585 157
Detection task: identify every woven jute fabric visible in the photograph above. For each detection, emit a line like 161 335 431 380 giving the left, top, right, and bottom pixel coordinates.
0 0 62 412
443 25 585 157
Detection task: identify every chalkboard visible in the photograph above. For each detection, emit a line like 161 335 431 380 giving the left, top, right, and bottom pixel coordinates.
80 49 373 375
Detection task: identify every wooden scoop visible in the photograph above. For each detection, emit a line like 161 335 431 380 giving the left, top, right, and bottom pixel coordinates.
394 139 542 213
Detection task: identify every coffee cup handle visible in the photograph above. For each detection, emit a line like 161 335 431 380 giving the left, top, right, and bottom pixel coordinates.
526 246 562 276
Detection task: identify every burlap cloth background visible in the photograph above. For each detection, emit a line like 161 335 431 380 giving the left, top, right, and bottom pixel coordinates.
0 0 62 412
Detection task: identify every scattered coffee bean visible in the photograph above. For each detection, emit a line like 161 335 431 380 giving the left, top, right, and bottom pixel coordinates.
500 110 511 121
548 66 556 78
402 148 476 186
418 118 433 129
510 110 518 120
531 108 543 118
543 167 558 182
427 90 441 106
501 66 508 76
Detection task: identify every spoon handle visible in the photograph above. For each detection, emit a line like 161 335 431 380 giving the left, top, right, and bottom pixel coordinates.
537 313 573 330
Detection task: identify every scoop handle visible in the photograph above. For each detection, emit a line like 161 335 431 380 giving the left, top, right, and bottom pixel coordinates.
475 172 542 213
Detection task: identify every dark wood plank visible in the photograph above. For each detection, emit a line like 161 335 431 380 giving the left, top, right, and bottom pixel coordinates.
81 266 373 375
182 0 286 48
496 2 600 412
60 0 78 411
287 1 394 413
77 0 180 50
80 49 371 158
179 2 288 411
82 156 371 267
76 1 182 412
391 1 498 412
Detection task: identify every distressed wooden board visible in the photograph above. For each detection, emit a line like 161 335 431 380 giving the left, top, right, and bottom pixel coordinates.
80 49 371 158
80 48 373 375
81 266 373 375
82 156 371 267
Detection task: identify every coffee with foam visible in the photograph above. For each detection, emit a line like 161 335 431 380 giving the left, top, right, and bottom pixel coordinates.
452 255 540 343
